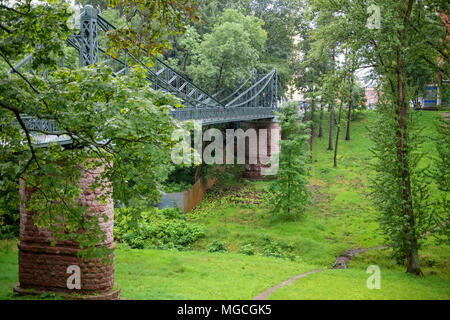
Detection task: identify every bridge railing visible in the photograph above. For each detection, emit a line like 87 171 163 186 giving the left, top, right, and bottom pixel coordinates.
9 4 280 142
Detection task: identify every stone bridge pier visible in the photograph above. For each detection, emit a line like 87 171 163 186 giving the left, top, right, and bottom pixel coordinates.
242 119 281 180
14 163 120 299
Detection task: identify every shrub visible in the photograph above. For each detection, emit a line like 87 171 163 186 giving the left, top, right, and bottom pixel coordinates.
239 244 255 256
262 242 285 259
207 240 228 253
115 207 204 250
260 238 297 261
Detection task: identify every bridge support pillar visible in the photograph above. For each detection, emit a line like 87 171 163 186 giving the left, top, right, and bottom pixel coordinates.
79 5 98 67
14 162 120 299
242 119 281 180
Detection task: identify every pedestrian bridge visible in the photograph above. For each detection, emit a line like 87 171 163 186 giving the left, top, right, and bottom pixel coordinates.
13 5 280 146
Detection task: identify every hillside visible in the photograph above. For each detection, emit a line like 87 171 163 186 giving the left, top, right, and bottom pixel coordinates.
1 110 449 300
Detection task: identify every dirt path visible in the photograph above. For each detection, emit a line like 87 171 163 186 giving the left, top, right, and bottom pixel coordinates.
332 246 387 269
253 269 322 300
253 246 387 300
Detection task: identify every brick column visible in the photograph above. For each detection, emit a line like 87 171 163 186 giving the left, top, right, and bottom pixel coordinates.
14 163 120 299
242 120 281 180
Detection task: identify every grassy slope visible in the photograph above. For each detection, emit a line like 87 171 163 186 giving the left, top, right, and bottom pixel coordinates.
0 111 448 300
183 110 450 298
188 111 449 269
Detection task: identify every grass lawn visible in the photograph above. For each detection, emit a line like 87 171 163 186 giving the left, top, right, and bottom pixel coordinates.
114 245 316 299
0 240 316 300
1 110 448 300
268 268 450 300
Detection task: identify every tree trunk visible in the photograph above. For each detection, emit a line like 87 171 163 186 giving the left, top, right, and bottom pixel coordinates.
318 99 324 138
395 9 422 274
328 107 334 150
215 62 225 92
334 101 344 167
345 76 354 141
309 99 315 157
328 46 336 151
397 75 422 275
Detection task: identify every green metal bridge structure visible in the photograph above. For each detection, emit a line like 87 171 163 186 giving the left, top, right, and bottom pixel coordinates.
14 5 281 146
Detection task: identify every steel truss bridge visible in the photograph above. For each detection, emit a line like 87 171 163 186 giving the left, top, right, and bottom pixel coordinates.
14 5 280 145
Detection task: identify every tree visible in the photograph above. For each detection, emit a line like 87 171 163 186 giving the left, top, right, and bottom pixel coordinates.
187 9 266 93
0 0 194 256
268 102 311 220
291 3 333 155
332 67 349 168
430 114 450 239
345 74 354 140
345 73 367 140
311 0 449 275
363 0 448 275
168 0 304 95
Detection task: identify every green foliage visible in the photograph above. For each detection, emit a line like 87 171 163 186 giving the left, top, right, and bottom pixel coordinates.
0 0 196 257
309 0 449 273
430 115 450 240
262 242 284 259
164 164 197 193
187 9 266 93
201 163 246 188
0 160 19 239
0 0 200 254
1 112 449 299
239 244 255 256
261 238 297 261
207 240 228 253
433 116 450 193
0 210 18 240
104 0 199 58
268 102 312 220
368 103 446 262
1 64 181 257
116 207 204 250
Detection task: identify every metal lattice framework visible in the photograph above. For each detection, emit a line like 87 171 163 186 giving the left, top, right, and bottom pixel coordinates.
79 5 98 67
12 5 280 143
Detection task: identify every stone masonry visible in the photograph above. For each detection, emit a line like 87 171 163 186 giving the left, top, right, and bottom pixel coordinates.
14 163 120 299
243 120 281 180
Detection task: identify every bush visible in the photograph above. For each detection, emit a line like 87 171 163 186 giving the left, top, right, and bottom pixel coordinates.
260 238 297 261
262 242 285 259
115 207 204 250
239 244 255 255
207 240 228 253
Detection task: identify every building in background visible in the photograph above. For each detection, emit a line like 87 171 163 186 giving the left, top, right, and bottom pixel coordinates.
365 87 378 109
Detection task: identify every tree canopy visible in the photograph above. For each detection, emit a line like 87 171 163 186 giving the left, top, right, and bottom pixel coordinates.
187 9 267 93
0 0 194 256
